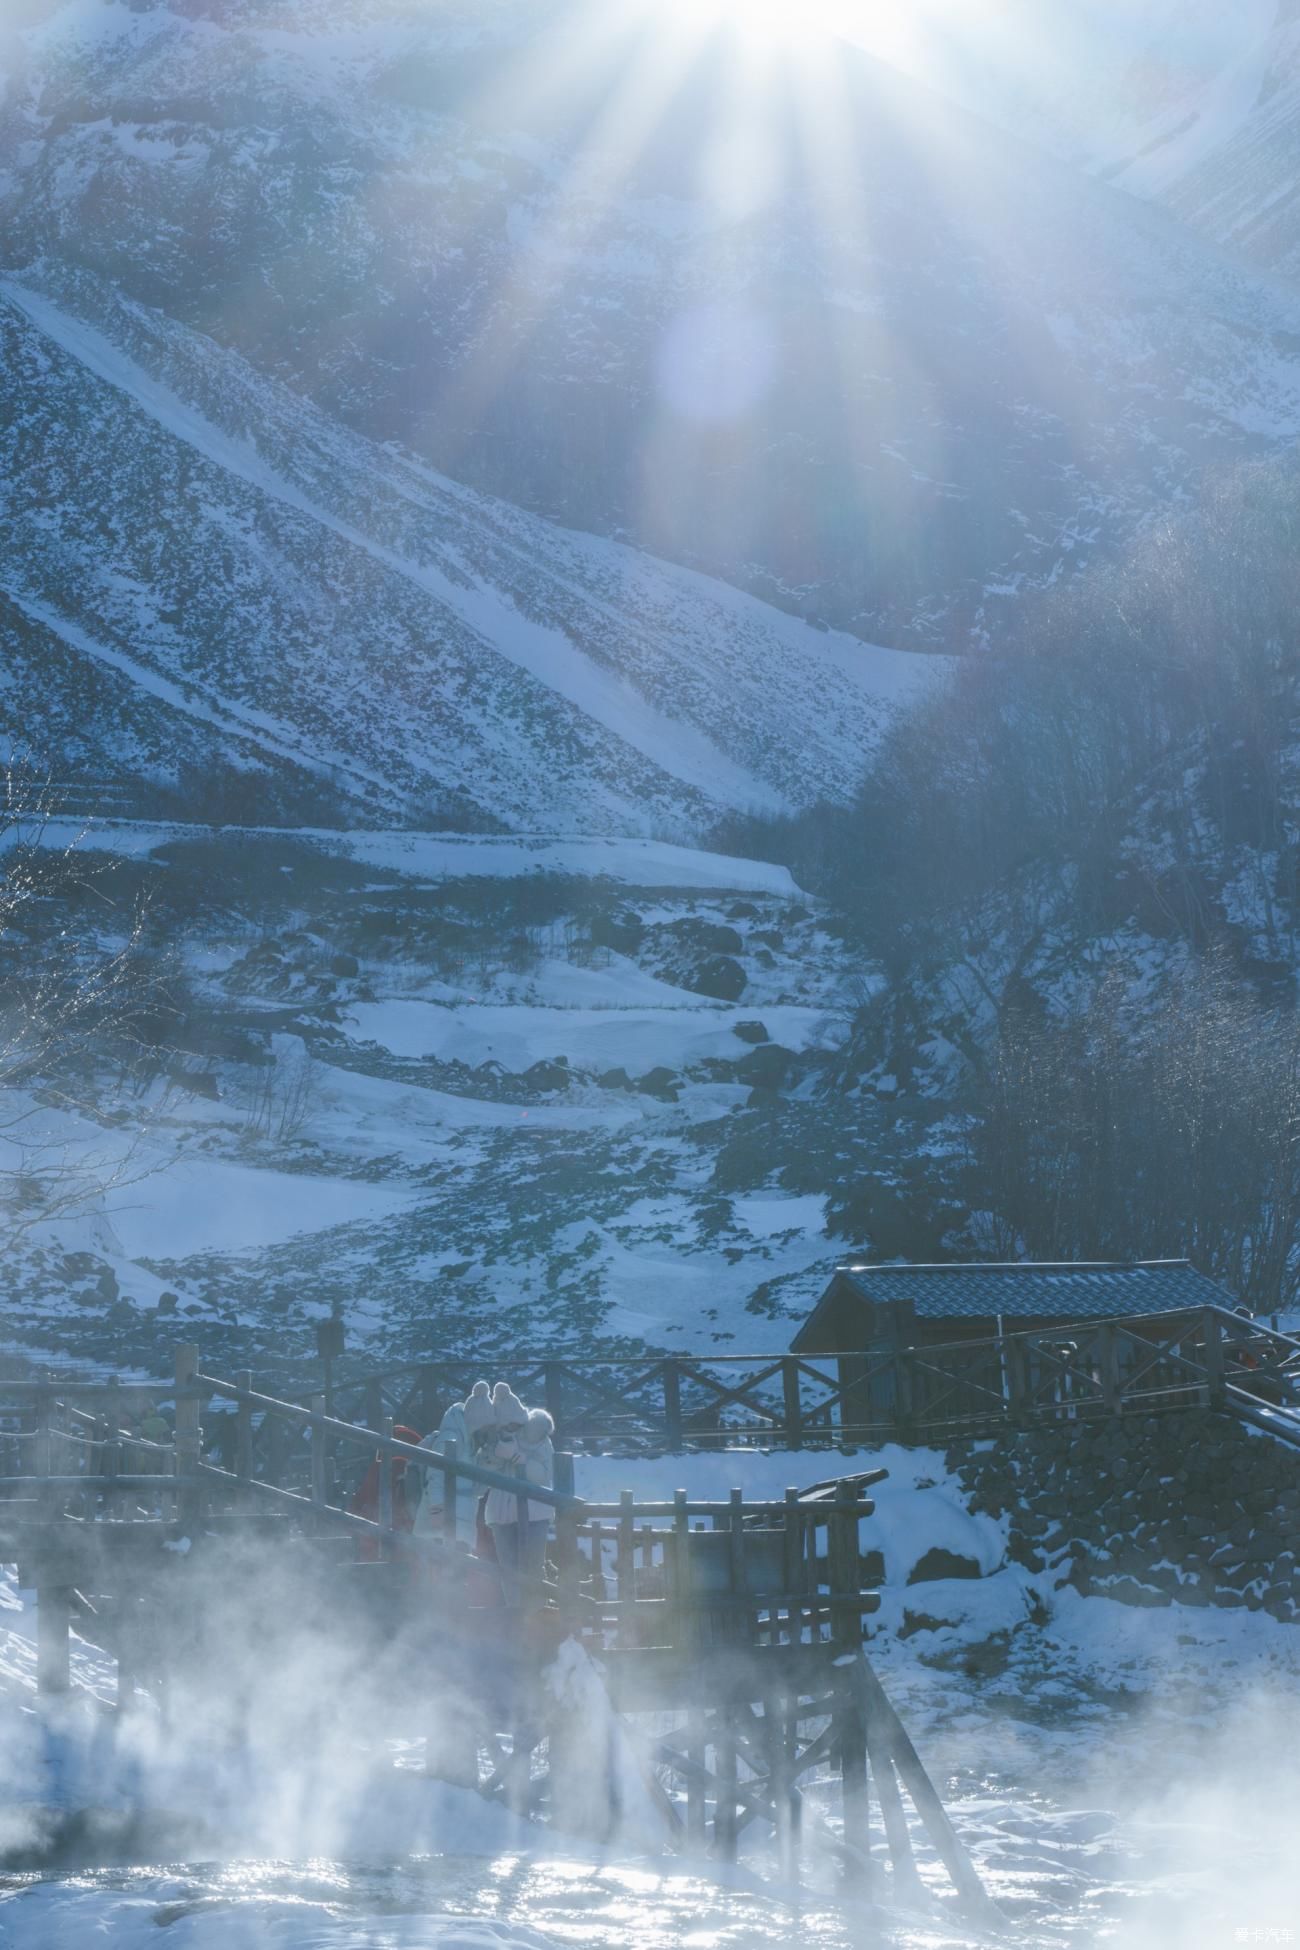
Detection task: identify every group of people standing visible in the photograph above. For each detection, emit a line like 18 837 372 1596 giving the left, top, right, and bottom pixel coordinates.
352 1380 556 1606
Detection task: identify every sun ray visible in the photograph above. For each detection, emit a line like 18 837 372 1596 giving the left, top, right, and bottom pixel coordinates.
416 2 722 481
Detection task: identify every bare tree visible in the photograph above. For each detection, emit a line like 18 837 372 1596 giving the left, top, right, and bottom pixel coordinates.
969 958 1300 1309
0 762 182 1236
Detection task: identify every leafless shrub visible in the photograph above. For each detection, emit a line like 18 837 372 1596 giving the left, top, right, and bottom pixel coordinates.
240 1042 318 1143
0 760 183 1234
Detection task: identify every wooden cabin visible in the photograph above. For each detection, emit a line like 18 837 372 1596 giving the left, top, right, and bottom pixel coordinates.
791 1259 1237 1425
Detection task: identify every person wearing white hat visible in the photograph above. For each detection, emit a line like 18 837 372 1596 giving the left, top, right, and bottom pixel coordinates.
483 1381 554 1606
410 1380 494 1545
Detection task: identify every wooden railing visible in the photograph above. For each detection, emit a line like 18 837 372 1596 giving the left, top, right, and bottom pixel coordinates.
0 1356 883 1668
265 1305 1300 1456
2 1308 1297 1524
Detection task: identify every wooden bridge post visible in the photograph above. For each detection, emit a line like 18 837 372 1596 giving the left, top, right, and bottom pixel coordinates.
378 1416 395 1556
106 1378 122 1518
104 1419 121 1522
32 1377 71 1695
715 1713 739 1861
174 1346 201 1531
310 1393 327 1527
1004 1334 1030 1425
36 1577 71 1695
781 1358 804 1449
663 1359 683 1453
828 1481 871 1882
713 1496 745 1864
33 1388 54 1527
617 1490 636 1642
553 1451 579 1622
671 1487 707 1846
544 1362 565 1439
893 1348 916 1440
441 1435 459 1544
418 1366 441 1440
1096 1324 1121 1416
1202 1308 1226 1407
235 1371 253 1484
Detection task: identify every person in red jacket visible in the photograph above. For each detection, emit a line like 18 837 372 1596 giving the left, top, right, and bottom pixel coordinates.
348 1424 422 1560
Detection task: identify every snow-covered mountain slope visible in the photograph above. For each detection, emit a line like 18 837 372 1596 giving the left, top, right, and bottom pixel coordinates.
8 3 1300 644
888 2 1300 283
0 263 930 834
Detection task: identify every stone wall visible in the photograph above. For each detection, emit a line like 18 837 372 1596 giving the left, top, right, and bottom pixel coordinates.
945 1409 1300 1621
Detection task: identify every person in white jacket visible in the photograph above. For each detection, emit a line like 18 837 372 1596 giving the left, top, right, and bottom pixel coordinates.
409 1380 494 1546
482 1382 554 1606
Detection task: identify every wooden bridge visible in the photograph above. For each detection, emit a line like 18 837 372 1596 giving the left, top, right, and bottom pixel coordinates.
0 1348 995 1918
284 1303 1300 1456
3 1305 1296 1906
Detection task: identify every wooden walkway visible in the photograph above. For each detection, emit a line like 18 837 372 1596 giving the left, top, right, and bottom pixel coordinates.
0 1350 995 1917
5 1306 1295 1902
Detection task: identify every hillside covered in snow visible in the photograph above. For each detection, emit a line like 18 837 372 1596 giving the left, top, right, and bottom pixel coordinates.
0 264 931 835
7 0 1300 648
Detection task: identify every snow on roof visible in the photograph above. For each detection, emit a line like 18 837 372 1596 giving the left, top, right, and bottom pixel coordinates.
794 1260 1233 1343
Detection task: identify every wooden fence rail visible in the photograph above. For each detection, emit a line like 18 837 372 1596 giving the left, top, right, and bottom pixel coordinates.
3 1308 1298 1510
259 1304 1300 1458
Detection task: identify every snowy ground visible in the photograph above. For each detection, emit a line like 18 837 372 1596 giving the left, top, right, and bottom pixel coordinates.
0 824 875 1375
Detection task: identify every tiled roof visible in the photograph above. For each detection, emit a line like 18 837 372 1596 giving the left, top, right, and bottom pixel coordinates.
828 1260 1231 1322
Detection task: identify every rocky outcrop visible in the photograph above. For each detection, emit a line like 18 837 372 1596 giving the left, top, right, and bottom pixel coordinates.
947 1411 1300 1622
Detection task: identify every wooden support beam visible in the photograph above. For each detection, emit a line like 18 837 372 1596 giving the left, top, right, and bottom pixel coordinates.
1096 1324 1121 1416
855 1651 1000 1927
553 1452 579 1621
835 1658 870 1888
1202 1307 1226 1408
544 1361 564 1432
36 1579 71 1695
310 1393 327 1525
441 1436 459 1545
618 1491 636 1631
235 1371 253 1484
861 1672 923 1902
714 1711 739 1861
663 1360 683 1454
781 1359 804 1448
378 1415 394 1557
174 1346 201 1532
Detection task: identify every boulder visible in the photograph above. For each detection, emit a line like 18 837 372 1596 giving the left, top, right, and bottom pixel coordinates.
671 918 744 957
598 1067 633 1091
732 1020 770 1045
637 1066 680 1102
736 1043 795 1090
590 909 645 953
906 1546 982 1586
687 956 747 1003
523 1059 571 1092
329 952 360 978
1098 1576 1171 1609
